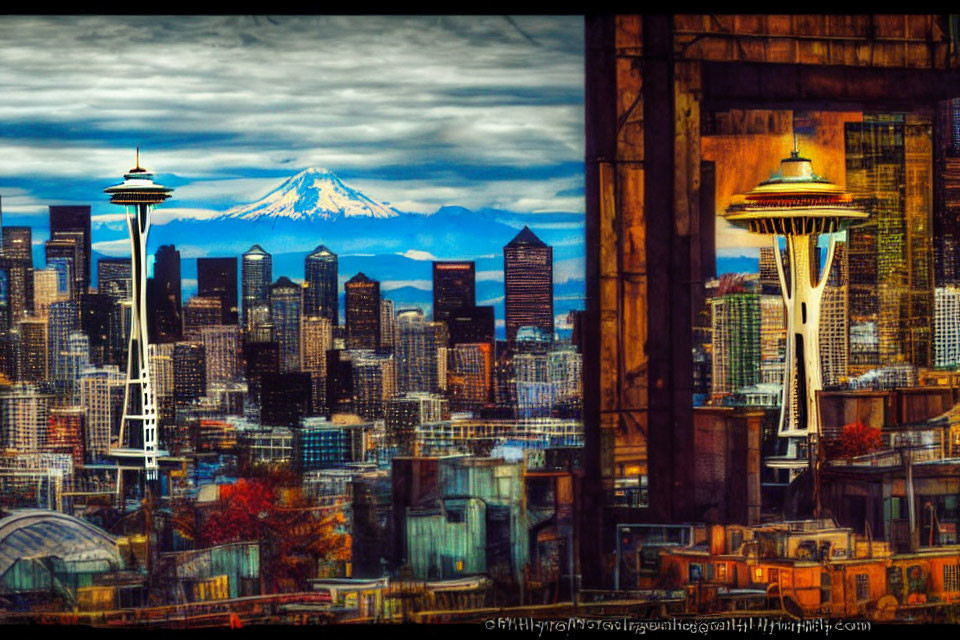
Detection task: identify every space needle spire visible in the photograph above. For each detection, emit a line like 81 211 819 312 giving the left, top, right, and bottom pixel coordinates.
724 148 867 478
104 151 172 481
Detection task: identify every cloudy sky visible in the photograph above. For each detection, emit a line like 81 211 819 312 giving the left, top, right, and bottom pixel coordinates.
0 15 584 225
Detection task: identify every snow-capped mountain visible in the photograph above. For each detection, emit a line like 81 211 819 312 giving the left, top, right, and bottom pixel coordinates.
220 167 399 221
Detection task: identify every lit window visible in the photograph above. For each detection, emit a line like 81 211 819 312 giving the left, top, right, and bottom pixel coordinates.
754 567 763 582
944 564 960 592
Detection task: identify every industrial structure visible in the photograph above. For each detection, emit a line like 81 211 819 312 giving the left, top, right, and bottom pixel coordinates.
583 14 960 590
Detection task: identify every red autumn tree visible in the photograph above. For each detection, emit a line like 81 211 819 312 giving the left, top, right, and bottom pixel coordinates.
197 468 350 592
837 420 883 459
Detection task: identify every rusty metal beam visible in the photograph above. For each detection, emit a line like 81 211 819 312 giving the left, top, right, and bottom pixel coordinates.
701 61 960 112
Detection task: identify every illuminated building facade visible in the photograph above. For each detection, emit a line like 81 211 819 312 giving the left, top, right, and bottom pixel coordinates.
48 205 91 291
241 244 272 328
304 245 338 326
345 272 380 350
268 276 302 373
503 226 553 344
845 116 935 374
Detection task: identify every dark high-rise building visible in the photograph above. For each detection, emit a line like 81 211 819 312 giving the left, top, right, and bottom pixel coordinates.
182 296 222 341
173 342 206 405
432 261 475 323
268 276 302 373
395 309 440 393
2 227 33 322
446 305 495 346
45 234 82 301
15 318 47 383
241 244 272 328
260 372 311 426
304 245 338 325
197 257 238 325
325 349 355 416
80 292 114 366
243 341 279 400
97 258 131 301
934 98 960 286
345 272 380 350
49 205 91 290
149 245 181 343
503 226 553 344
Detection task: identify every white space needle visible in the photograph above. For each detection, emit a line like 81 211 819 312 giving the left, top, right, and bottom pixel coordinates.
724 140 867 475
104 149 172 481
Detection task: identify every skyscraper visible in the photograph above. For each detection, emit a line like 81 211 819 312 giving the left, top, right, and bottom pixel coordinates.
80 365 125 461
345 272 380 350
935 286 960 368
352 353 395 420
820 243 849 387
380 299 395 349
79 292 114 366
447 342 493 411
149 245 181 343
97 258 131 301
47 231 86 301
173 342 206 406
446 305 495 347
48 300 79 396
504 226 553 343
200 325 241 384
33 268 62 318
2 227 34 322
304 245 338 325
197 257 238 326
846 115 935 373
49 205 91 291
182 296 222 341
241 244 272 328
432 261 475 323
15 318 47 383
301 315 332 415
710 292 760 398
759 295 786 387
0 383 50 453
268 276 302 373
395 308 438 393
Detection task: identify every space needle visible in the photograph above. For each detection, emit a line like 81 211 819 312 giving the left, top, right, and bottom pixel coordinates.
105 150 172 482
724 145 867 477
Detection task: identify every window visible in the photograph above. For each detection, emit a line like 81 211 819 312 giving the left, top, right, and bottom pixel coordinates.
887 567 903 601
768 568 779 584
855 574 869 601
689 563 703 582
820 572 832 605
716 563 727 582
944 564 960 592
